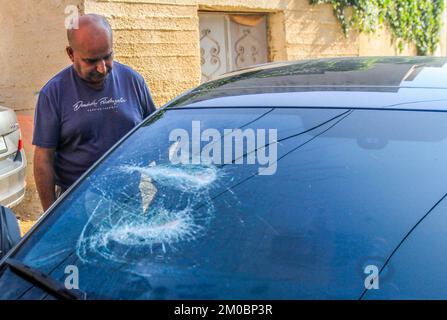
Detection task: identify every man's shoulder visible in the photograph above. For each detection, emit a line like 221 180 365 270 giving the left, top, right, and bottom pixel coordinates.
113 61 145 82
39 65 73 97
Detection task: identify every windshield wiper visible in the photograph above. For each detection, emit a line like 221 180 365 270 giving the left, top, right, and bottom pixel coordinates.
4 258 86 300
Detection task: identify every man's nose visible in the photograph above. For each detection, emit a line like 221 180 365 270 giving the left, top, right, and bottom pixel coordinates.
96 60 107 74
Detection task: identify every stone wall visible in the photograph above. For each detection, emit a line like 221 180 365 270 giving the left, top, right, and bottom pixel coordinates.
84 0 420 107
84 0 201 107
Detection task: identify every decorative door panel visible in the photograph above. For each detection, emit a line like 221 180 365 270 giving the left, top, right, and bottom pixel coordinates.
199 14 228 83
199 13 268 83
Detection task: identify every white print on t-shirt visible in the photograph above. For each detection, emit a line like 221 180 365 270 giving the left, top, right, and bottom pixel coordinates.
73 97 127 112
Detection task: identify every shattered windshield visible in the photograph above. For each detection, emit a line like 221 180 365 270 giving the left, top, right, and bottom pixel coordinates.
6 107 447 299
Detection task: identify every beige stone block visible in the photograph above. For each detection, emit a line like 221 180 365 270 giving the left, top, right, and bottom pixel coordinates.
114 42 199 57
268 11 287 62
358 26 417 56
198 0 288 12
109 16 199 30
85 0 197 18
116 55 199 67
286 8 341 25
114 29 198 44
91 0 197 5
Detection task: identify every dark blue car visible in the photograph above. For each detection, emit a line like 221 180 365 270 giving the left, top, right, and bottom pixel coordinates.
1 57 447 299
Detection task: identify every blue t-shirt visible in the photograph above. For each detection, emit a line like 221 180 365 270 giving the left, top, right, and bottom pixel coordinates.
32 61 156 189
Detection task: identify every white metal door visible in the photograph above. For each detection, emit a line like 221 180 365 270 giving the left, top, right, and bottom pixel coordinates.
199 13 268 83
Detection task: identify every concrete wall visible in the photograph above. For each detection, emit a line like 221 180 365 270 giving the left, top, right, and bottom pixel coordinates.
0 0 84 222
0 0 418 112
84 0 419 107
0 0 84 112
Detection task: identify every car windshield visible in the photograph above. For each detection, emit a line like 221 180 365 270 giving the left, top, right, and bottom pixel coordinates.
4 106 447 299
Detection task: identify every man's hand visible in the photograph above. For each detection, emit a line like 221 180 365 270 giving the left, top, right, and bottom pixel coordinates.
34 146 56 211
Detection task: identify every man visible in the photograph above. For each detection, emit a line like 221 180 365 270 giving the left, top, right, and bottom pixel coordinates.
33 14 156 211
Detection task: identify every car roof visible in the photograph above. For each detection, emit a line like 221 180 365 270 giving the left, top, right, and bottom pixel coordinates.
170 56 447 111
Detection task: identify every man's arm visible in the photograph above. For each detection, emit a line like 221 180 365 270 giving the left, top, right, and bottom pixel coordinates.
34 146 56 211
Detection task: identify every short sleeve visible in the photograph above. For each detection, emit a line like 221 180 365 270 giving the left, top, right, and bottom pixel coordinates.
138 78 156 119
32 91 61 148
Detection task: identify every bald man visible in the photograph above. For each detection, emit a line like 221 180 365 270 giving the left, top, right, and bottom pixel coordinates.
33 14 156 211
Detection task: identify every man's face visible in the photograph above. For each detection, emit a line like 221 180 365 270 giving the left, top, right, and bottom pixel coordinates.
67 33 113 87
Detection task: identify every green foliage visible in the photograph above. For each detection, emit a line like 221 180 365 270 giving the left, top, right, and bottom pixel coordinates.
310 0 445 55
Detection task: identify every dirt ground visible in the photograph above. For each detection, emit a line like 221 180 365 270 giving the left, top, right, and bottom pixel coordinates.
11 133 43 237
18 219 36 236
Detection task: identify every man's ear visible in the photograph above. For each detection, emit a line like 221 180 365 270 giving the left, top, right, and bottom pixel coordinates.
66 46 74 62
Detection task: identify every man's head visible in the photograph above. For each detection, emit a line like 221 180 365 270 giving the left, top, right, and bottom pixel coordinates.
66 14 113 88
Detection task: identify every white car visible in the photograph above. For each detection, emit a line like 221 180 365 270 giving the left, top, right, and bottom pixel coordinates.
0 106 26 208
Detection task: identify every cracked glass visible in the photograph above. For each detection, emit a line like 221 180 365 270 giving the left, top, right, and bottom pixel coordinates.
3 107 447 299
